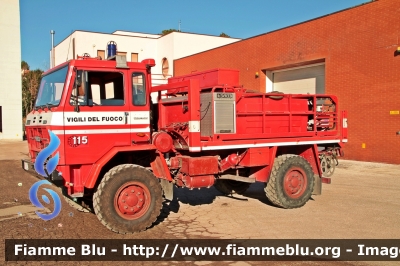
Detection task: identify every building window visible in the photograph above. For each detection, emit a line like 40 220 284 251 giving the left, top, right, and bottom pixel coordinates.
97 50 105 60
131 53 138 62
117 51 127 57
162 58 169 78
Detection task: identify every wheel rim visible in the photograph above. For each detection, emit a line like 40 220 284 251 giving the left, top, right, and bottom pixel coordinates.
320 155 327 174
283 167 307 199
114 181 151 220
324 156 335 177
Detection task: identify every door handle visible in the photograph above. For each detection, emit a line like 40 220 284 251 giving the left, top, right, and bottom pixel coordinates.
124 112 129 124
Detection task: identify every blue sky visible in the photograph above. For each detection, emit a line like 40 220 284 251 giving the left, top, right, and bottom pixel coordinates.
20 0 370 70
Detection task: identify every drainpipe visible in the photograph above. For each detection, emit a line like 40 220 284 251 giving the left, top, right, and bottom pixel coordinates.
50 30 55 68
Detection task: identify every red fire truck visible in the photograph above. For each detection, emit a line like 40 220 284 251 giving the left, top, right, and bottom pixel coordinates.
22 55 347 234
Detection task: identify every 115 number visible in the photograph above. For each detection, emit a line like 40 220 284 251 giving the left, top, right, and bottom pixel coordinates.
72 136 88 145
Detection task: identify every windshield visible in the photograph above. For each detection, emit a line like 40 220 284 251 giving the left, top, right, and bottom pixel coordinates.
35 65 69 107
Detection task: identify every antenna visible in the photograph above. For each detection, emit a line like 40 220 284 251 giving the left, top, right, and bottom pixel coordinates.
66 30 73 61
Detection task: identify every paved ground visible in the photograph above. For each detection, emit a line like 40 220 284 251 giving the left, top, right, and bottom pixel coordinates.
1 140 400 265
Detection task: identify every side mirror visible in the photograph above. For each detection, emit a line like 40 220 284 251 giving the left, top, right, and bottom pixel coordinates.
75 79 82 88
75 70 83 89
73 70 87 112
73 70 80 112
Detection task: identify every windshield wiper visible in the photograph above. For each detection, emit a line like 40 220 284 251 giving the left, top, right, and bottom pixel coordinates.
46 102 57 109
34 105 44 111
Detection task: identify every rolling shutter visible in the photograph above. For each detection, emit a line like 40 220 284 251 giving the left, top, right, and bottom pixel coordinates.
273 64 325 94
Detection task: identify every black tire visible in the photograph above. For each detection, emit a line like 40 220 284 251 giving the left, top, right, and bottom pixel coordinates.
214 179 251 195
265 155 314 209
93 164 163 234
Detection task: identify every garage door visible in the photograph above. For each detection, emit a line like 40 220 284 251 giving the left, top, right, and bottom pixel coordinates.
273 64 325 94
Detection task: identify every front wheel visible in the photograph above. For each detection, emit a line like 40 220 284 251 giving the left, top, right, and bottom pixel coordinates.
265 155 314 209
93 164 163 234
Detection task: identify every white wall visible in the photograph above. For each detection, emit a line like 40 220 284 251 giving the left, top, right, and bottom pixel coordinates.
172 32 240 59
155 32 240 82
54 31 78 65
54 31 159 66
0 0 22 140
155 33 175 82
54 30 241 88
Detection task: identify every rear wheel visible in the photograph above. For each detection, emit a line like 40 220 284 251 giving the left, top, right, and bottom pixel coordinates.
93 164 163 234
265 155 314 209
214 179 250 195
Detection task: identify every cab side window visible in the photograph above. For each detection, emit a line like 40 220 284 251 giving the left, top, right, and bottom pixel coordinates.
132 73 146 106
70 71 125 106
90 71 124 106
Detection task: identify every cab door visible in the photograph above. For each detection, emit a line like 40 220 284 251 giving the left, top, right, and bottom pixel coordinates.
129 71 151 144
63 68 131 165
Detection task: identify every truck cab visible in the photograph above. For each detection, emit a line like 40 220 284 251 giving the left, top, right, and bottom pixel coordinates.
24 56 156 198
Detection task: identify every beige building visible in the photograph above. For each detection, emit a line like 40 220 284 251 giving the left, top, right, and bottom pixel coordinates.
0 0 22 140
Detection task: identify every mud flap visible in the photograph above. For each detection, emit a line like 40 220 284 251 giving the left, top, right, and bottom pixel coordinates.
313 175 322 195
159 178 173 201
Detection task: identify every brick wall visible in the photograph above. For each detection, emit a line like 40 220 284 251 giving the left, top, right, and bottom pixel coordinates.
175 0 400 164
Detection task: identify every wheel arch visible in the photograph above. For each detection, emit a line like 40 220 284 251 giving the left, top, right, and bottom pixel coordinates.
84 145 157 189
275 144 322 195
276 144 321 175
93 163 163 233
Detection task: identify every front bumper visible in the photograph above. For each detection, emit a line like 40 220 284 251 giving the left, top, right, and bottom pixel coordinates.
21 159 63 181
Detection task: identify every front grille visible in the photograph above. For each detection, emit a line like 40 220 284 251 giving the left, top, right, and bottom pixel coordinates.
26 127 50 159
